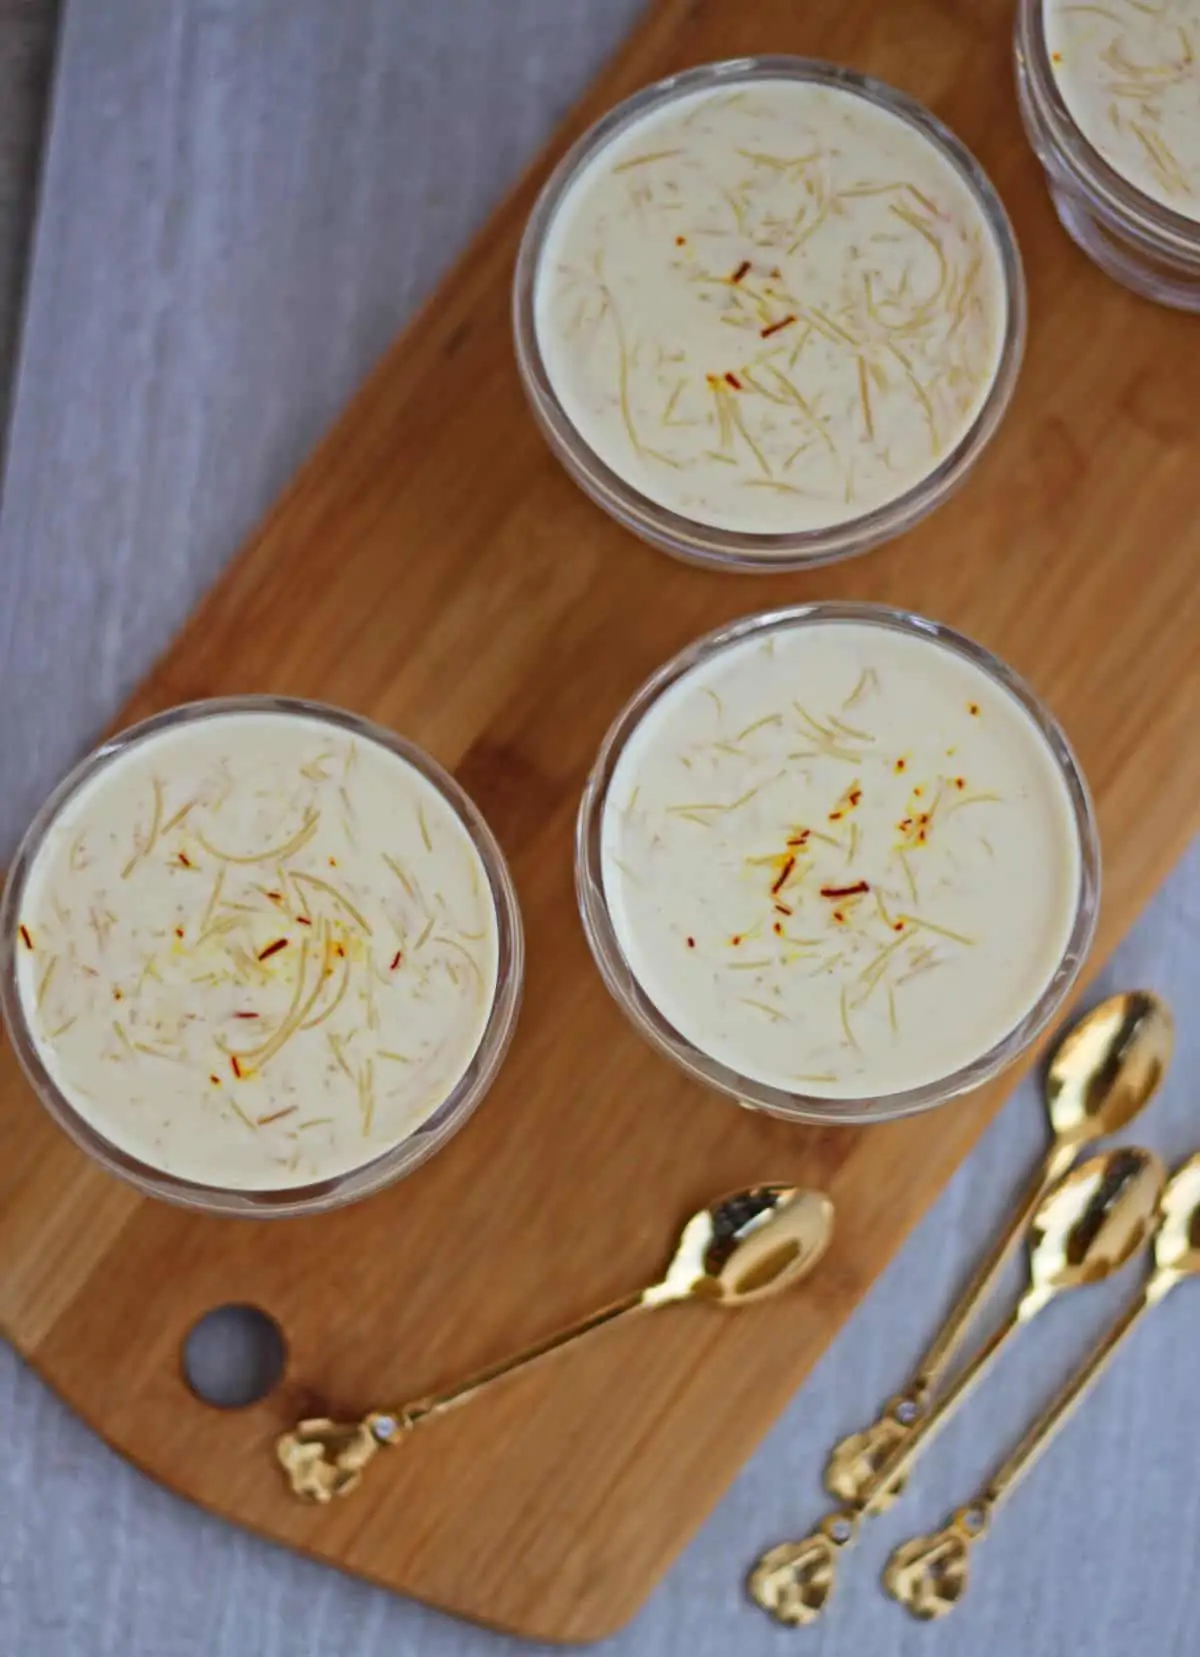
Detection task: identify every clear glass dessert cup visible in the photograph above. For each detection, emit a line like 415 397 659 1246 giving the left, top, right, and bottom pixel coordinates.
513 56 1027 572
576 603 1100 1126
0 697 525 1218
1015 0 1200 310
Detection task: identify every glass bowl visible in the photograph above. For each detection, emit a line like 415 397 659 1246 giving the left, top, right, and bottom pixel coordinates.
576 603 1099 1125
514 56 1027 572
1016 0 1200 310
0 697 524 1217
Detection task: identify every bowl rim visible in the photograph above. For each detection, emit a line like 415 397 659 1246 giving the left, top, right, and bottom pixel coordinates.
513 54 1028 572
0 695 525 1218
1015 0 1200 262
575 601 1101 1125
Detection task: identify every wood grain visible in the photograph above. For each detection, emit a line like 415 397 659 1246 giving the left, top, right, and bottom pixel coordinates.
1 0 1198 1641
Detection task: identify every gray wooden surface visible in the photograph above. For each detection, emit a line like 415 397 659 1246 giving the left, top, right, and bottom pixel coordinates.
1 5 1198 1654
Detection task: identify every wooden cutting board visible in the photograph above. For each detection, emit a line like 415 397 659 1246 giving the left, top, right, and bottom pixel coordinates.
1 0 1197 1641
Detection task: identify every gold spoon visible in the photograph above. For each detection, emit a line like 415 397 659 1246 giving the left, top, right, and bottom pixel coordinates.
885 1152 1200 1619
277 1183 834 1502
748 1146 1165 1627
825 991 1173 1508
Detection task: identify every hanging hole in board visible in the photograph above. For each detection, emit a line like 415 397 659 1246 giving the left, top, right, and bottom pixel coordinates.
182 1304 287 1409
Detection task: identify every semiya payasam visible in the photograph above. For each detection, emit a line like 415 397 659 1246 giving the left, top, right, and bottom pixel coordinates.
533 76 1010 534
1043 0 1200 218
12 711 500 1190
598 619 1085 1100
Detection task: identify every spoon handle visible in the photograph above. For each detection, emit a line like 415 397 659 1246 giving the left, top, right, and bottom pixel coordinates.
402 1288 649 1425
884 1284 1156 1619
276 1287 649 1501
864 1303 1023 1511
913 1141 1074 1398
825 1150 1068 1505
749 1308 1023 1627
979 1281 1154 1515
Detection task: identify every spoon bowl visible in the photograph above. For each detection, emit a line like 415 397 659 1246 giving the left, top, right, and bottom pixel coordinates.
672 1186 834 1306
1024 1147 1164 1312
1045 991 1173 1148
1154 1154 1200 1278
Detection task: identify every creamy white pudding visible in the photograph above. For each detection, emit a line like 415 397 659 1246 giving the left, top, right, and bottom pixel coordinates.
10 709 501 1190
597 618 1085 1100
1043 0 1200 218
532 74 1010 537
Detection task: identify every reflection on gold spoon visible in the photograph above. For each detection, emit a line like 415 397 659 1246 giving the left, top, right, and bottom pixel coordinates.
278 1183 833 1501
885 1152 1200 1618
826 991 1173 1508
749 1147 1164 1627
